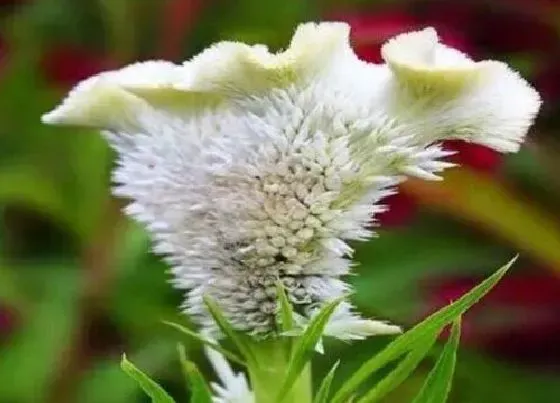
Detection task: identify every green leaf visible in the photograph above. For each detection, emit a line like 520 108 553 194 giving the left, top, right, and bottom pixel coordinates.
331 257 514 403
353 221 509 320
276 297 344 403
203 295 259 366
164 321 245 366
276 281 294 332
0 267 78 402
120 355 176 403
412 319 462 403
313 361 340 403
0 266 27 308
405 169 560 270
356 330 440 403
453 348 560 403
177 345 213 403
77 341 177 403
62 129 111 238
0 168 71 233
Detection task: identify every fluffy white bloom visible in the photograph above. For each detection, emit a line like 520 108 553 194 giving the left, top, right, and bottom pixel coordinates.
42 23 540 339
205 347 255 403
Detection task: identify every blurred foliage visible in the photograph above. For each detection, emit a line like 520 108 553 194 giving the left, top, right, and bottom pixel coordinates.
0 0 559 402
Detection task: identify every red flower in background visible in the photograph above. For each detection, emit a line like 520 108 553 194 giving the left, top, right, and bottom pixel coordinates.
0 305 17 340
40 46 113 87
475 9 557 54
426 272 560 367
377 191 418 227
0 37 6 70
419 0 558 53
444 140 502 174
160 0 206 60
535 58 560 103
333 6 475 63
333 11 416 63
0 0 22 8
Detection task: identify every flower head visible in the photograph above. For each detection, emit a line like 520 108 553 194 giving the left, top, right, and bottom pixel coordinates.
42 23 540 339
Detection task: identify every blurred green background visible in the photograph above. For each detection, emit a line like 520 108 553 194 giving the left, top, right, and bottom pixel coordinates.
1 0 559 402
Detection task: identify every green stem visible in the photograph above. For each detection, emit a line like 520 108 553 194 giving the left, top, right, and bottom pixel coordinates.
247 338 313 403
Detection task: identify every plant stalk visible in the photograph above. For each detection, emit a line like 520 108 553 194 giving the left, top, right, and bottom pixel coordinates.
247 338 313 403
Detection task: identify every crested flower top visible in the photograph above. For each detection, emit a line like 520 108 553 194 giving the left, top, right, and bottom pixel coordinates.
42 23 540 341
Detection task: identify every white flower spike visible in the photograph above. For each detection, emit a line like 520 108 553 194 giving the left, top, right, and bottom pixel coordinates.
43 22 540 339
205 347 255 403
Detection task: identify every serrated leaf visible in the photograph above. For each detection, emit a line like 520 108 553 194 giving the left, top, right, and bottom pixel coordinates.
120 355 176 403
313 360 340 403
164 321 245 366
276 281 294 332
177 345 213 403
412 319 462 403
276 297 344 403
203 296 259 367
356 330 440 403
331 257 514 403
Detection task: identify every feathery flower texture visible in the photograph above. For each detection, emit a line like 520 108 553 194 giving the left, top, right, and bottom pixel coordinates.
42 24 540 341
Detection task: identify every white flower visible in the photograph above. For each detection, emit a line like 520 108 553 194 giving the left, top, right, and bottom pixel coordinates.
205 347 254 403
289 302 402 353
380 27 541 152
322 302 402 341
42 23 540 339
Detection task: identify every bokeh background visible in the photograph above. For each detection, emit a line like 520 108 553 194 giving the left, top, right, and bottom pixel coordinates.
1 0 559 402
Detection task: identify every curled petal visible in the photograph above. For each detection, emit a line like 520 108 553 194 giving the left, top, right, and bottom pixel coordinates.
381 27 481 97
41 76 150 131
42 61 221 131
42 23 355 130
181 22 354 96
382 27 541 153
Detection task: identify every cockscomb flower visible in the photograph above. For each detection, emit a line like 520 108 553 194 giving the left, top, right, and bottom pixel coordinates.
42 23 540 340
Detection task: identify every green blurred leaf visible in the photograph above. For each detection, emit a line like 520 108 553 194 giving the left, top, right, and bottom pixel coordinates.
121 354 176 403
112 221 151 275
177 344 213 403
204 296 259 367
214 0 316 48
60 128 112 238
98 0 137 60
78 340 177 403
454 349 560 403
164 321 244 366
412 319 461 403
404 169 560 270
331 257 514 403
353 220 509 320
0 266 27 308
0 267 79 402
277 297 344 403
313 360 339 403
357 330 440 403
0 168 71 230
